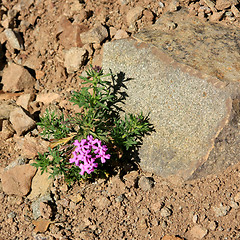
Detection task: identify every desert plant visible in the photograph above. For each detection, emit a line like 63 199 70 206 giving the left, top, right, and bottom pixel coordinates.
32 65 152 184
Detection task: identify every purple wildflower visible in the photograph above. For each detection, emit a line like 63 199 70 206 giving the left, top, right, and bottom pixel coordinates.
96 153 111 164
69 135 110 176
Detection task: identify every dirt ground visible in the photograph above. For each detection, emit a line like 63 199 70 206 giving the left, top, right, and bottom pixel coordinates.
0 0 240 239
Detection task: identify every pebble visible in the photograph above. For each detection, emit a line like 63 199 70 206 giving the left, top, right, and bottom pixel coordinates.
209 10 225 22
7 211 16 219
161 220 168 228
138 176 154 191
115 194 125 203
126 6 144 26
64 47 88 73
234 192 240 202
80 24 108 44
230 200 239 209
160 206 172 217
4 28 24 50
188 224 208 239
193 214 198 223
208 221 218 231
213 203 231 217
39 201 53 219
168 0 180 12
231 5 240 18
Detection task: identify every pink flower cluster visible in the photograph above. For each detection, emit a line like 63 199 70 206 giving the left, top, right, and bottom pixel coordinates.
69 135 110 176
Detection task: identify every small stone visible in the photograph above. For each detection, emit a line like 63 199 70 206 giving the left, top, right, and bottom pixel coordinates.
137 218 147 229
4 28 24 50
13 0 34 11
95 196 111 210
16 93 34 111
27 170 53 201
14 135 49 158
1 119 15 139
35 70 45 80
123 171 138 188
7 211 16 219
188 225 208 239
126 6 144 26
115 194 125 203
64 47 88 73
1 164 37 196
113 30 129 40
109 27 117 38
215 0 239 10
193 214 198 223
225 11 234 17
80 24 108 44
9 107 36 135
203 0 217 12
208 221 218 231
151 218 159 226
151 201 163 212
160 206 172 217
159 1 165 8
4 157 27 171
2 62 35 93
230 200 239 209
213 203 231 217
209 10 225 22
31 195 52 220
168 0 180 12
68 194 83 204
40 201 53 219
29 101 43 114
0 100 19 120
138 176 154 191
231 5 240 18
56 15 87 49
234 192 240 202
36 92 61 105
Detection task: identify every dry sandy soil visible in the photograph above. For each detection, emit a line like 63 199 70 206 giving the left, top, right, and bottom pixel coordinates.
0 0 240 239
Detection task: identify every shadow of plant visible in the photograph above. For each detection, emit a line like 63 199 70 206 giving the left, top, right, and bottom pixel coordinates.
106 70 155 176
33 66 154 183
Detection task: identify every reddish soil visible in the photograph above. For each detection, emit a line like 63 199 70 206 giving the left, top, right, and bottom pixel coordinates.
0 0 240 239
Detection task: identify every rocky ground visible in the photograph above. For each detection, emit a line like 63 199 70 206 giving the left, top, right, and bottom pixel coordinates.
0 0 240 239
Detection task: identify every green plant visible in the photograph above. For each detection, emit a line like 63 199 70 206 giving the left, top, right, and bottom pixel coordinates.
32 65 153 184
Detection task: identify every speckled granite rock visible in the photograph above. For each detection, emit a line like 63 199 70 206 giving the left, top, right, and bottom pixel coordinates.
134 8 240 83
102 9 240 181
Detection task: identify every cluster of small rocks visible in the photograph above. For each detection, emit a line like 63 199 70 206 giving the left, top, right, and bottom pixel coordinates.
1 163 240 239
188 0 240 22
0 0 239 95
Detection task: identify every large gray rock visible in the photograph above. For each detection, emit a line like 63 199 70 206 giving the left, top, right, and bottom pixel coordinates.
102 9 240 181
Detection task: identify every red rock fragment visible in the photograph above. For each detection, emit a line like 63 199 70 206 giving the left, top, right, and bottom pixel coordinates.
1 164 37 196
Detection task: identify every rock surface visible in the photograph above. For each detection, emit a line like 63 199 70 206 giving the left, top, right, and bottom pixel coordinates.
1 164 36 196
64 47 88 73
4 28 24 50
188 224 208 239
9 107 36 135
0 100 19 120
80 24 108 44
2 62 35 92
14 135 49 158
27 170 54 201
134 9 240 83
102 10 238 180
